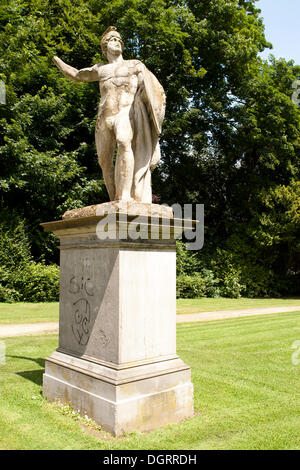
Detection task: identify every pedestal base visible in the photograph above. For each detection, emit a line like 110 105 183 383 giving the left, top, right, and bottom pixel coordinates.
43 351 193 436
41 209 195 436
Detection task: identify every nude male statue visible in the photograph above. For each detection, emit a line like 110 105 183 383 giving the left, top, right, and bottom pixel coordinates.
53 26 166 203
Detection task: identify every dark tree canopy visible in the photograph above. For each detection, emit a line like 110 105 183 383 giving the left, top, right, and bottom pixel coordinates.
0 0 299 297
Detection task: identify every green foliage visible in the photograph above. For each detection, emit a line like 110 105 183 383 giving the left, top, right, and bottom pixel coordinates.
176 273 206 299
0 284 21 303
250 181 300 273
200 268 221 297
176 242 242 298
210 180 300 297
176 240 200 276
0 214 59 302
0 0 109 262
176 270 222 299
0 216 31 268
210 249 246 298
3 262 60 302
0 0 299 299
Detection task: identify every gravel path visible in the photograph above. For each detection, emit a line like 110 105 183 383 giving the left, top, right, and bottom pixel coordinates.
176 306 300 323
0 306 299 338
0 322 59 338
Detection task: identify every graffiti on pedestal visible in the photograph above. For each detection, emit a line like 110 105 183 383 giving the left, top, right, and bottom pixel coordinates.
68 274 94 346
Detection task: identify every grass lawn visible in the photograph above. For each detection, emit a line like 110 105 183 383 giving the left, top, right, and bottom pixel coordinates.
0 298 299 324
0 303 59 324
0 311 300 449
176 297 300 314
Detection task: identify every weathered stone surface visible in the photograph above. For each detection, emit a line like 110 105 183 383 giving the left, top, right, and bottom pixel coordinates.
56 242 177 364
63 201 174 220
42 215 194 435
43 352 194 436
53 26 166 203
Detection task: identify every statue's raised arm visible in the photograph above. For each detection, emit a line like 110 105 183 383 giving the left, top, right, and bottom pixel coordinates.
53 56 99 82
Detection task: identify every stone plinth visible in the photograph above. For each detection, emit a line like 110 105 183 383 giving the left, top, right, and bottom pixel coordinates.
63 200 174 220
41 206 194 436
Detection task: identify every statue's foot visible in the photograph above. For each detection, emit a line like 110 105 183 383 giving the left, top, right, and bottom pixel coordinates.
114 196 135 203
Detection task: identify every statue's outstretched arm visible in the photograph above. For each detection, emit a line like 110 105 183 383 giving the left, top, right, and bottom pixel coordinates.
53 56 99 82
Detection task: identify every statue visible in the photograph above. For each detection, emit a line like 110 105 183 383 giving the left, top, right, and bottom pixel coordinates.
53 26 166 204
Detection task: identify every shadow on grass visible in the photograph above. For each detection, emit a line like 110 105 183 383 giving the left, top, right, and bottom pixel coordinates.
7 355 45 386
17 368 44 386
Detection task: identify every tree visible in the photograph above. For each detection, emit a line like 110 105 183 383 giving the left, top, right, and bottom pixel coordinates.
0 0 107 261
0 0 299 296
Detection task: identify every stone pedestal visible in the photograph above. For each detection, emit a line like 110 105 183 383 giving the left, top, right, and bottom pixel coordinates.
41 205 194 436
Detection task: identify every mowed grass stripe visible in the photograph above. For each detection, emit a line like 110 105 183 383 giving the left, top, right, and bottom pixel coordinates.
0 312 299 449
176 298 300 314
178 312 300 448
1 298 300 324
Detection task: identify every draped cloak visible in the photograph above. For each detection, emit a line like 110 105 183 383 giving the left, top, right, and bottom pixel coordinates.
131 63 166 203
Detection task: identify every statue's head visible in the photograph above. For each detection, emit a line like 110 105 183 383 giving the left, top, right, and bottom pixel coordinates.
101 26 124 60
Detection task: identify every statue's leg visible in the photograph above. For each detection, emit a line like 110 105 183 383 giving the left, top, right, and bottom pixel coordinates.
114 108 134 201
95 119 116 201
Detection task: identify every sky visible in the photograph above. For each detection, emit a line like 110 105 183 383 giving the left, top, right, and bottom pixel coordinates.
258 0 300 64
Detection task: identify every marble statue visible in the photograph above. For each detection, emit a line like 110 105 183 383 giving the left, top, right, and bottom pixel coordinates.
53 26 166 203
